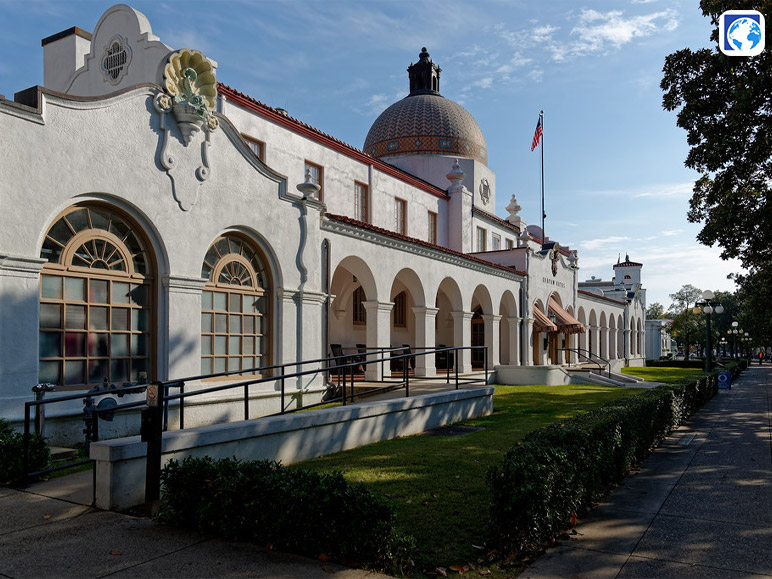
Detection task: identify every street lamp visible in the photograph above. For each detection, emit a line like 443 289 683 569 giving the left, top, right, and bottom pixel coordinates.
719 337 727 357
728 321 740 358
693 290 724 372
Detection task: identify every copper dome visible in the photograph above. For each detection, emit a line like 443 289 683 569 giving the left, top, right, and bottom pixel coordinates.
363 48 487 165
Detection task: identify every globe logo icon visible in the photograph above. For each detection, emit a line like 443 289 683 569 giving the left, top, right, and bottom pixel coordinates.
727 18 762 52
720 11 765 56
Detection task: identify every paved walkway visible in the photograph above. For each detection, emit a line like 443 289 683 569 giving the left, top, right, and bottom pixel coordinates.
524 364 772 578
0 481 379 578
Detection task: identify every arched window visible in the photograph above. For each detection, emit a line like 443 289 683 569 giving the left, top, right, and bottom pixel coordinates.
200 234 270 376
352 286 366 325
38 205 154 388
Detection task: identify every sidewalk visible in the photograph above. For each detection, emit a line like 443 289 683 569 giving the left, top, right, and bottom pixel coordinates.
0 479 380 578
524 364 772 578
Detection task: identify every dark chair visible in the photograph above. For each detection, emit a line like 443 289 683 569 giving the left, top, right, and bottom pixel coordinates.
330 343 348 374
390 345 404 372
436 344 453 370
355 344 367 373
402 344 415 370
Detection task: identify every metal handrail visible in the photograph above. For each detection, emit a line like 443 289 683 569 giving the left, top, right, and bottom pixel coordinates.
18 345 488 491
557 347 611 377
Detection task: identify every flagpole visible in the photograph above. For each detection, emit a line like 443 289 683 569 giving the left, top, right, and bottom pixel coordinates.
540 110 545 245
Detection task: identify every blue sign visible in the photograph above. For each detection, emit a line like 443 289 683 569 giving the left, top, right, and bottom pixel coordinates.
718 370 732 390
719 10 765 56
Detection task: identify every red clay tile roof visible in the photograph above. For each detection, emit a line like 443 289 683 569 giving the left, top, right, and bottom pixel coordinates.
218 83 449 200
325 213 528 277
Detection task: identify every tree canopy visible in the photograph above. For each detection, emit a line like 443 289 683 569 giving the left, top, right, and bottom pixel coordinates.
661 0 772 272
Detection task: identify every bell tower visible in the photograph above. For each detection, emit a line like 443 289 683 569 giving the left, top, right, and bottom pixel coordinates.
407 47 441 95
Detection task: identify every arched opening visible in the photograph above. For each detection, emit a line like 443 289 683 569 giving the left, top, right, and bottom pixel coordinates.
200 233 272 376
38 204 156 389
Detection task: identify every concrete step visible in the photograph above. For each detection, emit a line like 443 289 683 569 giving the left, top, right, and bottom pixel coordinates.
49 447 79 463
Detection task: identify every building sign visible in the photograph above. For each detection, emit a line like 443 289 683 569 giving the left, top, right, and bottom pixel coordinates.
542 276 566 289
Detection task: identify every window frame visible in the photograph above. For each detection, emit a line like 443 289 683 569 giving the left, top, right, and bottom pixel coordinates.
353 285 367 325
427 211 438 245
304 160 323 202
354 182 369 224
242 134 265 162
393 291 407 328
476 226 487 252
492 233 501 251
394 197 407 235
200 234 271 379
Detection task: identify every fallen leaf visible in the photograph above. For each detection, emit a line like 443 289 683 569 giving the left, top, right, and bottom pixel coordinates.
436 567 448 577
109 550 121 556
449 565 465 574
318 554 329 562
479 571 491 576
42 514 51 520
322 565 334 574
472 544 485 551
422 500 429 506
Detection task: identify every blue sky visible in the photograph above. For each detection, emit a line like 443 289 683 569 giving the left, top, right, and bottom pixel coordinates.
0 0 746 310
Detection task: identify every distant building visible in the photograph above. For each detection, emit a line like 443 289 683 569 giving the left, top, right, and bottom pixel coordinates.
0 5 646 440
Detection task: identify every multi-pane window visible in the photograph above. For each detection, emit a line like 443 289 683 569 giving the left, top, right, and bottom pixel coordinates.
492 234 501 251
354 182 369 223
243 135 265 162
39 206 153 388
353 286 367 325
394 198 407 235
427 211 438 245
476 227 487 252
505 238 514 250
305 161 323 201
201 235 269 376
393 292 407 327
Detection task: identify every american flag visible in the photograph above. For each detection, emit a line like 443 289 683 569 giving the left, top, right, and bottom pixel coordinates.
530 113 543 151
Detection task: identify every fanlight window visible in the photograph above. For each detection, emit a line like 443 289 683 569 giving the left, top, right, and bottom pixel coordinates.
38 206 153 389
201 235 270 376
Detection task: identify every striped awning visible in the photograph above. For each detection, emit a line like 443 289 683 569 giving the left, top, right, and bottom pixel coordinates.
548 297 586 335
533 307 558 333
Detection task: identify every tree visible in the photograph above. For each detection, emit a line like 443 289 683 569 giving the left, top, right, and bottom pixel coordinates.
661 0 772 271
734 268 772 345
667 284 703 315
667 285 704 357
646 302 666 319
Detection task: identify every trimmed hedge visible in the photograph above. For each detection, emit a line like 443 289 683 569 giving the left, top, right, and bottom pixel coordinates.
0 419 49 484
158 456 415 571
486 372 722 556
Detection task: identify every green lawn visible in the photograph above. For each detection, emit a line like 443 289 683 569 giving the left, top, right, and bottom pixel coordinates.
621 366 705 383
294 384 643 569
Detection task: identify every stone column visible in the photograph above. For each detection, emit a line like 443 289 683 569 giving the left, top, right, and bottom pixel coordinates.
482 314 501 369
412 306 438 377
523 318 534 366
589 324 599 359
506 316 520 365
624 328 632 361
364 300 393 381
451 310 473 374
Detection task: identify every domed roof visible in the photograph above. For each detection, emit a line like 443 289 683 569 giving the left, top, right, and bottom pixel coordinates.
363 48 487 165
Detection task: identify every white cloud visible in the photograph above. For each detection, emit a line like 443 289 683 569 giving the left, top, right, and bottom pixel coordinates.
661 229 683 237
569 9 678 55
579 236 631 250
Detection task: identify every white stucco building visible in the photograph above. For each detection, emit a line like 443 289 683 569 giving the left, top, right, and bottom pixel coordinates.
0 5 646 440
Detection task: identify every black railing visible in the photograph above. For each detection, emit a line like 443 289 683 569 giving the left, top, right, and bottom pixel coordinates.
557 347 611 377
18 344 488 501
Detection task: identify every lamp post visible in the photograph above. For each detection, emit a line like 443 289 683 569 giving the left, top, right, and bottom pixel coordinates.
742 333 751 358
719 338 727 357
730 321 739 358
693 290 724 372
